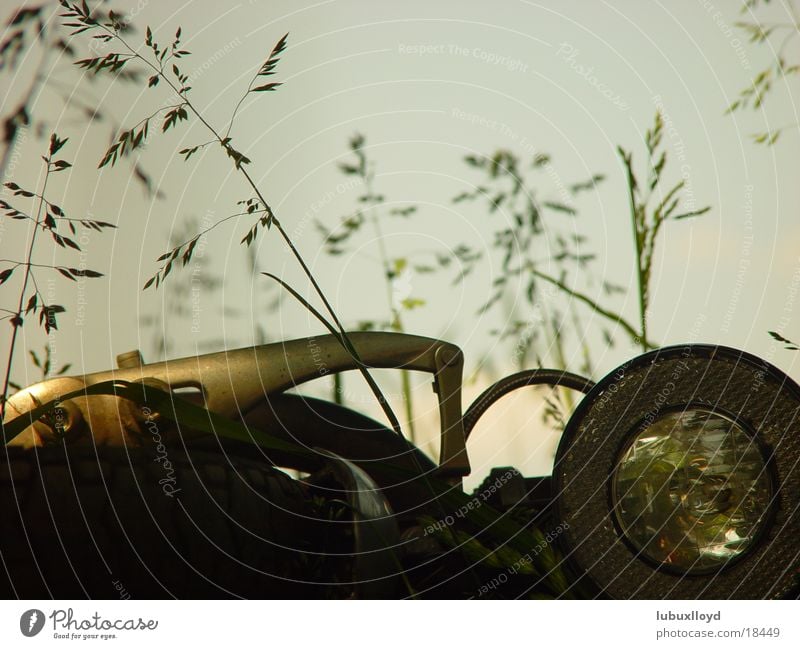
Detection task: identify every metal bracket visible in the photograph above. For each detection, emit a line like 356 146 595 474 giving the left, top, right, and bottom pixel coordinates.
4 332 470 478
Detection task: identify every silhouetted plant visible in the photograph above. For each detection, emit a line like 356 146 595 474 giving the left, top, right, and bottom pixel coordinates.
5 345 73 393
139 214 227 359
729 0 800 145
447 113 709 423
452 146 625 367
446 148 619 426
456 116 708 363
731 1 800 347
0 1 160 196
618 112 711 351
57 0 402 434
769 330 799 350
0 134 112 411
317 133 435 439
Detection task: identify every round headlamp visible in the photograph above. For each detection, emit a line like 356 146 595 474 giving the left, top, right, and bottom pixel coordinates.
554 345 800 598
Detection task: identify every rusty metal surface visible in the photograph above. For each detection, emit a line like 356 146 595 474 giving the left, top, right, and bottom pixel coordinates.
3 332 470 477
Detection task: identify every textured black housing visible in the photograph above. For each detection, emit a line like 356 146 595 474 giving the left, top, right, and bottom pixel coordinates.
553 344 800 599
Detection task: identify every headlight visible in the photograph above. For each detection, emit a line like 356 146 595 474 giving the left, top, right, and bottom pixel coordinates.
612 408 773 573
554 345 799 599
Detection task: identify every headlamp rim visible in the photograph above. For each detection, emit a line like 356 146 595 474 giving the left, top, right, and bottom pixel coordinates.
553 343 800 599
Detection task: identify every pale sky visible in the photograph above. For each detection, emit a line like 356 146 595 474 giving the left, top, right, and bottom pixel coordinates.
1 0 798 487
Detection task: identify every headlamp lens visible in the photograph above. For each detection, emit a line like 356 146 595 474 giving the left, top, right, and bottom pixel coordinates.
612 408 772 572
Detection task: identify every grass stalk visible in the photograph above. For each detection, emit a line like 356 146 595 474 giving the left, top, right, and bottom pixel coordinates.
74 12 403 436
1 161 51 411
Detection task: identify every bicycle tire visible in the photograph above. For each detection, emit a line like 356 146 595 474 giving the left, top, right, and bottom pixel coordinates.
0 444 334 599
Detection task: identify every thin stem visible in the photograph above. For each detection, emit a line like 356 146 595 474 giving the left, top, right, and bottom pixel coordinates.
105 25 403 435
153 208 268 263
784 0 800 27
224 71 261 140
371 214 398 325
549 315 575 416
2 159 51 417
777 28 799 57
570 300 593 376
766 121 800 133
261 272 401 430
0 260 54 269
530 268 651 349
365 170 416 442
0 8 53 183
622 157 648 352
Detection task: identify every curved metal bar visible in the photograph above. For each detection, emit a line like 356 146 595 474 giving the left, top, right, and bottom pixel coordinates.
4 332 470 477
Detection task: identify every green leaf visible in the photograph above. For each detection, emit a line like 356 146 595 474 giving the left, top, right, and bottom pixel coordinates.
569 174 605 194
350 133 365 150
251 82 282 92
224 143 251 169
673 206 711 220
68 268 103 278
464 154 485 168
532 153 550 167
390 206 416 217
179 145 200 161
725 99 741 114
258 32 288 76
400 297 425 310
543 201 576 216
9 7 42 26
99 120 150 168
49 134 68 156
162 107 181 132
768 330 799 350
62 236 80 250
40 304 65 334
490 194 505 213
181 238 199 266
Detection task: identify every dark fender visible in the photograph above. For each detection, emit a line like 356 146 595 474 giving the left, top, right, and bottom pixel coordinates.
190 393 439 518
